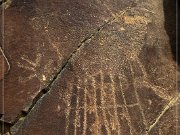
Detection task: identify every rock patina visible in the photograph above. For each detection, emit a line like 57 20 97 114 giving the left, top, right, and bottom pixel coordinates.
0 0 178 135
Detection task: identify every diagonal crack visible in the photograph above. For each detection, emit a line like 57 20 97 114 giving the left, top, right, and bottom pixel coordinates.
8 17 115 128
145 93 180 135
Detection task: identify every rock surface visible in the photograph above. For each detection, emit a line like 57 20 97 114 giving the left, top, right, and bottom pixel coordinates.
0 0 178 135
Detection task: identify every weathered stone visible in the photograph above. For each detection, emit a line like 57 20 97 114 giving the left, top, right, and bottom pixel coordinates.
0 0 115 123
12 0 177 134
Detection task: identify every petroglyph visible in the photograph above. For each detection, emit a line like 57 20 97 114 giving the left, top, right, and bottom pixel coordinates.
129 52 173 102
95 0 153 26
122 45 172 102
99 71 111 135
109 74 121 134
51 42 63 61
65 84 74 135
82 78 88 135
62 71 151 135
1 1 176 135
17 53 43 83
137 80 172 101
129 62 147 128
59 59 175 135
90 76 100 135
117 75 134 135
17 43 62 84
74 80 81 135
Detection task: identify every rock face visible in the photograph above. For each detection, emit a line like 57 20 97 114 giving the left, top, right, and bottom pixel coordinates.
0 0 113 123
0 0 178 135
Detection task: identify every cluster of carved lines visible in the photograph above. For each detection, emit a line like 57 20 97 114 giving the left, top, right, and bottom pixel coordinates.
129 61 148 128
61 2 172 134
95 0 171 111
127 50 174 134
61 30 171 135
63 58 173 135
17 43 62 83
124 47 172 101
64 71 147 135
17 53 43 83
96 0 171 103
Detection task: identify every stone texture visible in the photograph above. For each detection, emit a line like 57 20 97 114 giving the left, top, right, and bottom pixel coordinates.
0 0 116 123
10 0 178 135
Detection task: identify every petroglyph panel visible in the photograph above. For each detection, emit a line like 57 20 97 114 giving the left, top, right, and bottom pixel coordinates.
137 86 167 126
14 70 152 135
0 0 113 123
9 0 177 134
139 43 176 97
17 45 62 84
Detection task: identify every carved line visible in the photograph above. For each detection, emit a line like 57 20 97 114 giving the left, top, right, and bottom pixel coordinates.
65 84 74 135
136 58 148 78
129 62 148 128
51 43 62 61
74 80 81 135
110 74 121 134
21 53 41 68
142 81 172 101
17 62 36 72
100 71 111 135
91 76 100 135
118 75 134 135
17 53 43 82
19 74 37 83
82 79 88 135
